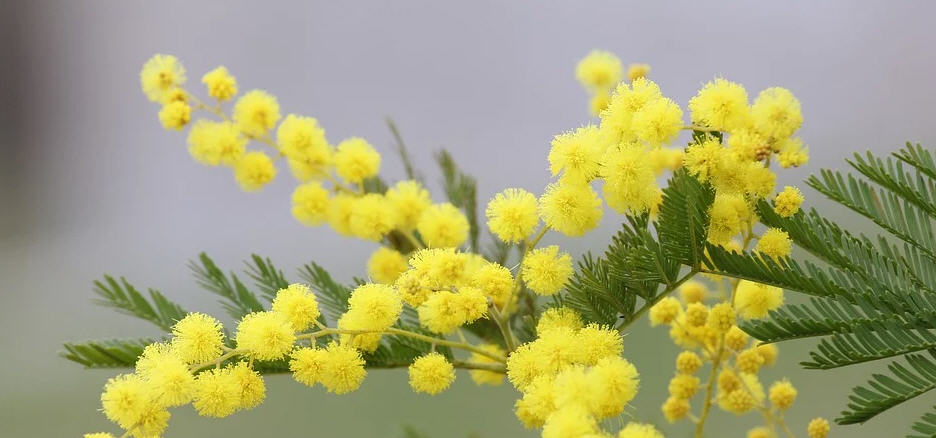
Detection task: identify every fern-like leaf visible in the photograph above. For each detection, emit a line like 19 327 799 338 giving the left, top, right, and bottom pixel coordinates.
92 276 187 331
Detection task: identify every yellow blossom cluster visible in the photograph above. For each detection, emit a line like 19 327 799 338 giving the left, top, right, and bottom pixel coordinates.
507 307 643 436
650 278 829 438
86 50 826 438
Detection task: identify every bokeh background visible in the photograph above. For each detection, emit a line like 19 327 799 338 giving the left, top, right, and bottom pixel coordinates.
2 1 936 437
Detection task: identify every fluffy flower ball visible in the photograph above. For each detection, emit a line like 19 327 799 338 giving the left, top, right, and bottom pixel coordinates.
408 352 456 395
521 245 574 295
201 66 237 101
367 246 409 284
187 120 246 167
271 283 321 331
735 280 784 319
807 417 830 438
386 180 432 231
334 137 381 184
235 311 296 361
417 203 470 248
486 188 539 243
232 90 281 137
757 228 792 259
575 50 622 92
538 182 603 237
233 151 277 192
140 54 186 103
775 185 804 217
618 422 664 438
171 313 224 364
548 125 603 184
291 181 330 226
688 78 750 131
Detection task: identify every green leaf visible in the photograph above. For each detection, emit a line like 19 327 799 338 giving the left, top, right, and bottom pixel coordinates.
435 149 480 252
92 276 187 331
61 339 154 368
189 252 265 320
386 117 423 183
245 254 291 303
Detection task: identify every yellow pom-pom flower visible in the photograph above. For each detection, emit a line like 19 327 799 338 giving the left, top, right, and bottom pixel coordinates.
521 245 574 295
158 101 191 131
277 114 332 181
346 283 403 332
601 143 659 214
755 342 779 366
486 188 540 243
235 311 296 361
537 307 584 335
689 78 750 131
101 373 167 433
327 193 356 236
472 262 514 307
751 87 802 140
619 422 664 438
334 137 380 184
84 433 115 438
417 203 470 248
576 324 623 366
289 347 328 387
675 351 703 374
778 137 809 168
678 281 706 304
139 352 194 407
271 283 320 331
627 63 651 82
541 405 599 438
631 97 683 147
736 348 765 374
233 151 277 192
585 356 639 419
747 427 772 438
140 54 186 103
707 302 736 333
549 125 603 184
707 193 746 245
386 180 432 231
649 296 681 326
232 90 281 137
769 379 797 410
599 79 663 145
590 92 611 116
735 280 784 319
757 228 792 259
367 246 409 284
668 373 700 399
230 361 266 410
684 302 709 327
349 194 399 241
320 342 367 394
662 395 689 422
575 50 622 92
807 417 830 438
171 312 224 364
187 120 247 166
201 66 238 101
408 352 456 395
192 367 240 418
291 181 330 226
775 185 804 217
538 182 603 237
724 325 749 351
684 139 724 182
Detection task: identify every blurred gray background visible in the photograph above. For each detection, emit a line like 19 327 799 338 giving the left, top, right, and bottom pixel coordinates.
2 1 935 437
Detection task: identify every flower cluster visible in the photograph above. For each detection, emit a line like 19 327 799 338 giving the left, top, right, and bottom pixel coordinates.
82 50 828 438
